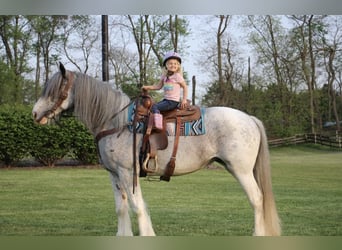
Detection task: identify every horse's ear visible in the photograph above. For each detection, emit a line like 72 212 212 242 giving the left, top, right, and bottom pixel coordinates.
59 62 66 78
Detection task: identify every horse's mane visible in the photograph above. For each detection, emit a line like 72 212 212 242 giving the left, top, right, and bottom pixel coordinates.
44 71 130 134
42 72 64 99
73 72 130 134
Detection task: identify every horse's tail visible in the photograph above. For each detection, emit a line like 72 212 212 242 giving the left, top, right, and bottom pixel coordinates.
251 116 281 236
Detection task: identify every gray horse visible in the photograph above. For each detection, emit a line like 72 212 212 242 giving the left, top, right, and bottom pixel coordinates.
32 63 281 236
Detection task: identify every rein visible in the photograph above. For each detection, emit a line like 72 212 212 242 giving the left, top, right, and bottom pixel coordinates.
109 97 136 122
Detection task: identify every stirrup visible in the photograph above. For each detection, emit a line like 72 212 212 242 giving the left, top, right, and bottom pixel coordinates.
142 153 159 173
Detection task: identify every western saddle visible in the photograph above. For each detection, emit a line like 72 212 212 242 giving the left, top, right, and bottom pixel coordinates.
133 93 201 181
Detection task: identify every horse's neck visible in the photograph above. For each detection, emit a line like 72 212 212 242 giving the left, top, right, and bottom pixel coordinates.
90 107 129 137
74 77 129 136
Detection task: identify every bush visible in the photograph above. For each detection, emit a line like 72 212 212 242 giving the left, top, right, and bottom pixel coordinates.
0 105 33 166
0 105 99 167
29 122 72 167
59 117 99 165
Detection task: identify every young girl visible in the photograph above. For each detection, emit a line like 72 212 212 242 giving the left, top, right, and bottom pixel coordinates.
142 51 188 114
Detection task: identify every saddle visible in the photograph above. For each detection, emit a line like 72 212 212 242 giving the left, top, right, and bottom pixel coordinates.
134 94 201 181
163 105 201 123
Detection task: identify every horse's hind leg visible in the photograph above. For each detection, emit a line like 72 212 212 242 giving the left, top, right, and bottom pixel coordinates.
109 172 133 236
235 172 266 236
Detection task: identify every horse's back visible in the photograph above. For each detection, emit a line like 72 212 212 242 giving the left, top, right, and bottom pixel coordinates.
204 106 259 135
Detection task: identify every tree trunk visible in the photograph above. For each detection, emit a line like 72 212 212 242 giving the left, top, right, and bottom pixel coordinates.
216 15 229 105
192 75 196 105
295 15 316 134
326 47 340 131
35 35 41 101
128 15 146 87
101 15 109 82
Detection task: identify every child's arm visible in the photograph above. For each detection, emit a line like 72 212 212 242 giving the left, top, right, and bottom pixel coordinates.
179 80 188 109
142 79 163 91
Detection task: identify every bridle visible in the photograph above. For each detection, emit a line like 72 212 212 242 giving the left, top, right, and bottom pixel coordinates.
37 72 74 123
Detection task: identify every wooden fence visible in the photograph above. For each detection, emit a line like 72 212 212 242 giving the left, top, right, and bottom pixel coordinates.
268 133 342 149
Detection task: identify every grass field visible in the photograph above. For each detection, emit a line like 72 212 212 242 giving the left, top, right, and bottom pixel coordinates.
0 145 341 236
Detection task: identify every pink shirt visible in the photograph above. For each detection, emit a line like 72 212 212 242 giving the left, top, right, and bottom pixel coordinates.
161 73 184 102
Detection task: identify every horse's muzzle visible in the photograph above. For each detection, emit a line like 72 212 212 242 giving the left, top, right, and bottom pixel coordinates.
32 111 48 125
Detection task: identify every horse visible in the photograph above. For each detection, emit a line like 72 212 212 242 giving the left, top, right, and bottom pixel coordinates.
32 63 281 236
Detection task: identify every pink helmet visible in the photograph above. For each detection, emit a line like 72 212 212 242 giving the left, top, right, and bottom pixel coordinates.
163 51 182 66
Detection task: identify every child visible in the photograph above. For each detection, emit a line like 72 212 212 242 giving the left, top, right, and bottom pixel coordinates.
142 51 188 114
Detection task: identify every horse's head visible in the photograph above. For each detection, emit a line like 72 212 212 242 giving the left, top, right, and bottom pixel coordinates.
32 62 75 125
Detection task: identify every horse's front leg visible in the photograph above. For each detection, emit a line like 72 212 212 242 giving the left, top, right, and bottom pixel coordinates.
129 179 156 236
109 172 133 236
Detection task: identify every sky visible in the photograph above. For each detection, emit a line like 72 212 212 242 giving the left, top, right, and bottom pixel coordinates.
181 16 210 100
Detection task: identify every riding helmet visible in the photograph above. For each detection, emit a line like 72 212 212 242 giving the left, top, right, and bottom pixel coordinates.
163 51 182 67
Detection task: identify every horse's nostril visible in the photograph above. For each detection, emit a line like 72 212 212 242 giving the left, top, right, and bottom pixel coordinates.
33 112 37 119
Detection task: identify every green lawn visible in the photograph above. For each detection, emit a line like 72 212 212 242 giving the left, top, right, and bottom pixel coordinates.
0 145 341 236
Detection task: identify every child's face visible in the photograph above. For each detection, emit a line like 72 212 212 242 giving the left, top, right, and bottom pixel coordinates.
165 59 180 72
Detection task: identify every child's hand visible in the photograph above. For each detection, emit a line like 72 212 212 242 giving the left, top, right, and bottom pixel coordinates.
141 86 149 95
180 99 188 109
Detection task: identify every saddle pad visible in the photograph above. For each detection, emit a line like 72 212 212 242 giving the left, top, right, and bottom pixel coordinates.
128 103 145 134
127 103 206 136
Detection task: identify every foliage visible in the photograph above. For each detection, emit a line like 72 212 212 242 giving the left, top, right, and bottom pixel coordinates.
29 122 71 167
61 117 99 165
0 60 17 104
202 81 314 138
0 105 98 167
121 82 141 99
0 105 33 165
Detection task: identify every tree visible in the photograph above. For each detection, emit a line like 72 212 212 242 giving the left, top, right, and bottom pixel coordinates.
127 15 149 88
0 60 16 104
0 15 33 104
201 15 245 107
216 15 230 105
28 16 67 83
246 15 296 132
60 16 99 74
320 16 342 131
124 15 189 89
145 15 189 64
289 15 328 133
109 46 139 95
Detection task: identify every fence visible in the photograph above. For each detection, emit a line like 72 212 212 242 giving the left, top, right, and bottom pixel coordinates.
268 132 342 149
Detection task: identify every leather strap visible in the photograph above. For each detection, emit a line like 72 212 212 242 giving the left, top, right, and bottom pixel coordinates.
160 116 181 181
172 117 181 160
95 127 121 143
132 98 140 193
